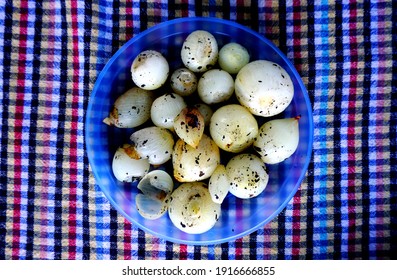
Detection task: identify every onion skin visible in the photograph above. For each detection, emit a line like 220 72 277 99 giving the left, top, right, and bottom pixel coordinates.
136 170 174 220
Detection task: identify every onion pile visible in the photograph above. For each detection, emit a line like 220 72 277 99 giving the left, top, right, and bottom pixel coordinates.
104 30 299 234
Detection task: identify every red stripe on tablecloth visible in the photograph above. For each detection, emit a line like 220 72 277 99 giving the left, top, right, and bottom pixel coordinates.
235 237 243 260
179 244 187 259
292 189 301 258
347 4 358 252
126 0 133 40
236 0 245 21
12 0 29 260
124 222 132 259
68 1 80 259
181 0 189 18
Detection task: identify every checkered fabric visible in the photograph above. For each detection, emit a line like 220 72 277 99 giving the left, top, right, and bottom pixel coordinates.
0 0 396 260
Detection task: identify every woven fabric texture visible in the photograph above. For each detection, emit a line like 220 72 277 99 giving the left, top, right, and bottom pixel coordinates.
0 0 396 259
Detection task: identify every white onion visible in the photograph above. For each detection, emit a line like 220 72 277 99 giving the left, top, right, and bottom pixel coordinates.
131 50 169 90
226 153 269 199
170 68 198 96
103 87 155 128
253 117 299 164
197 69 234 104
181 30 218 73
218 42 250 74
150 93 187 130
235 60 294 117
130 126 174 165
210 104 258 153
208 164 229 204
168 182 221 234
112 144 150 183
172 134 220 182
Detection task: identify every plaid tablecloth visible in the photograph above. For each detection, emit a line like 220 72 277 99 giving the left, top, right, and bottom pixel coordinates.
0 0 396 260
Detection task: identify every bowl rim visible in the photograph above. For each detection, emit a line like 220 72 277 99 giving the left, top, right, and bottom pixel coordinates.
85 16 314 245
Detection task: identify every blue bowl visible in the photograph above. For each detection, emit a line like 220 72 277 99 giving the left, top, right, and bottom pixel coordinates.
85 17 313 245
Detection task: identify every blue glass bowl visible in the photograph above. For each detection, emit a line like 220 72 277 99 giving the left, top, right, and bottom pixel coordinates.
85 17 313 245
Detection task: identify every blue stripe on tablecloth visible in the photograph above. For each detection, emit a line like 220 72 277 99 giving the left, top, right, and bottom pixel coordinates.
333 0 344 260
94 189 109 259
338 3 349 259
305 1 316 259
93 0 115 259
361 0 373 259
312 0 330 259
132 1 141 35
96 0 113 71
25 0 39 259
